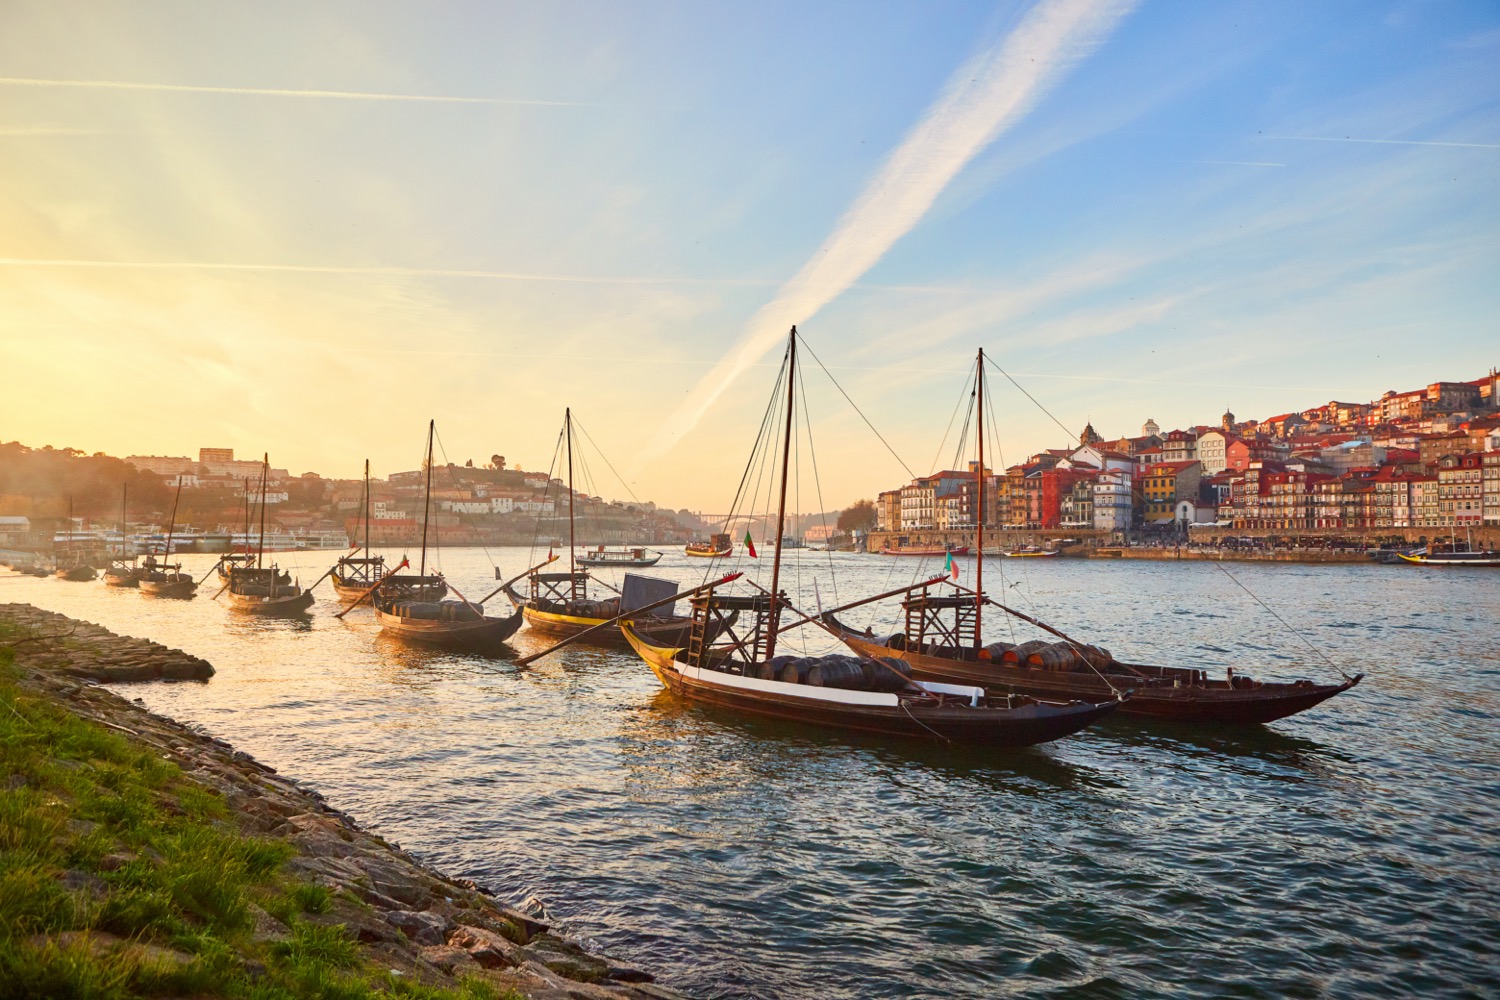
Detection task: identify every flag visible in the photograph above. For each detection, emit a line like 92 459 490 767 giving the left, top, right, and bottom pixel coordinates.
744 530 757 558
945 551 958 580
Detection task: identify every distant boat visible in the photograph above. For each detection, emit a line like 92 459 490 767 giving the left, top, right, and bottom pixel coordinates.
1001 546 1058 558
685 532 733 558
1397 545 1500 567
224 455 312 614
576 545 662 568
879 544 970 557
370 421 520 650
507 409 712 649
53 496 97 581
139 479 197 599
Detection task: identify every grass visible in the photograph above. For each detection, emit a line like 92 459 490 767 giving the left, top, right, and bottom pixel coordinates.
0 635 522 1000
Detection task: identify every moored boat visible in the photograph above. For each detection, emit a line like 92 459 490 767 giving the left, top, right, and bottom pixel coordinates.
879 544 970 557
828 348 1361 726
139 479 198 599
621 327 1121 747
1396 545 1500 567
223 455 311 615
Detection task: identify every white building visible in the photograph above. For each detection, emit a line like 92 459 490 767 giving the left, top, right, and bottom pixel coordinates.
1093 468 1134 532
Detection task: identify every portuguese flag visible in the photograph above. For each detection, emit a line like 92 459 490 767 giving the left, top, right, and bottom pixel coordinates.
744 530 757 558
945 551 958 580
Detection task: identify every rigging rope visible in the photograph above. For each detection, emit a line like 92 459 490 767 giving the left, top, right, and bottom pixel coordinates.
1208 560 1357 682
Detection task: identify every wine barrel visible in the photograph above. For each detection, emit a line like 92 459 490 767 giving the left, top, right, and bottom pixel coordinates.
808 657 869 691
760 654 797 681
1027 642 1084 672
1005 639 1051 663
981 642 1014 661
864 656 913 692
777 657 815 684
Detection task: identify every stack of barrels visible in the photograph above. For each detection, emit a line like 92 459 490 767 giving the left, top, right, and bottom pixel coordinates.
981 639 1113 672
745 653 914 692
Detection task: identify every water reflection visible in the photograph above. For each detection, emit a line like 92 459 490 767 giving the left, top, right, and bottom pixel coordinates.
4 551 1497 999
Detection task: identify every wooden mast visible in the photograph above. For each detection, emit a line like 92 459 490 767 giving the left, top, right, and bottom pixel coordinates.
163 477 183 568
419 420 434 579
765 327 797 662
257 455 269 570
566 407 578 601
975 348 984 648
241 477 250 555
362 459 371 556
119 483 127 558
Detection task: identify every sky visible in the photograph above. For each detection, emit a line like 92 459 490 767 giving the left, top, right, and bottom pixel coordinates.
1 0 1496 512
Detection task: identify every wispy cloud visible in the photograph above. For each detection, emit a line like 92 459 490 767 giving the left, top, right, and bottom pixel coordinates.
0 126 113 136
640 0 1138 461
0 76 594 107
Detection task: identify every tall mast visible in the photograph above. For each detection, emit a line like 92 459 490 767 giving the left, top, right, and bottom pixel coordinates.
164 477 183 567
975 348 985 648
362 459 371 555
242 477 250 551
766 327 797 662
257 455 269 570
120 483 127 557
419 420 434 578
566 408 577 600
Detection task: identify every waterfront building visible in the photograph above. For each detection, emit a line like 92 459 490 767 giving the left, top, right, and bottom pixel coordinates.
876 490 901 533
1141 461 1202 524
1412 476 1441 527
1483 452 1500 527
1092 468 1133 532
1044 467 1096 529
1196 430 1235 474
1436 453 1484 527
1162 429 1198 464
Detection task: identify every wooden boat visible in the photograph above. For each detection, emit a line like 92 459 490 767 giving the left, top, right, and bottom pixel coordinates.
223 455 312 615
103 488 142 584
367 422 519 649
55 564 97 582
139 479 198 598
1396 545 1500 567
621 328 1121 747
879 544 970 557
53 495 96 580
1001 546 1058 558
508 409 707 648
328 461 447 601
827 349 1361 726
503 570 734 650
576 545 662 568
685 533 733 558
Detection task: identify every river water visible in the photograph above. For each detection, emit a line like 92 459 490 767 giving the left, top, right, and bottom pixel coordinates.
3 548 1496 998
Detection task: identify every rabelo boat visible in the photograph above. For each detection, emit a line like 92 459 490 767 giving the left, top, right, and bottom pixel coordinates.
223 456 314 614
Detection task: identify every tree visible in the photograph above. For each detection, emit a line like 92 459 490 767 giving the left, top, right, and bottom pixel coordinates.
837 499 877 534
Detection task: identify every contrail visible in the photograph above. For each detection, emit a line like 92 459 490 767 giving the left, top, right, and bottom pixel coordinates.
641 0 1137 460
0 76 593 107
1259 134 1500 150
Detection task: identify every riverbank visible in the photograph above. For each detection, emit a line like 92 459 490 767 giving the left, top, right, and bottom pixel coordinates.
1087 546 1375 563
0 603 683 1000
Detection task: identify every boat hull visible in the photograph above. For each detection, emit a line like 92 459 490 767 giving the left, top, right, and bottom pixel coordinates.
225 589 315 615
139 578 197 599
622 624 1118 746
828 623 1360 726
684 546 732 558
879 546 971 557
103 572 140 588
374 605 523 652
1397 552 1500 567
517 602 722 649
576 555 663 567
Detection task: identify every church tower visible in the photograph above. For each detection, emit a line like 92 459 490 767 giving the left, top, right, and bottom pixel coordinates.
1141 417 1160 438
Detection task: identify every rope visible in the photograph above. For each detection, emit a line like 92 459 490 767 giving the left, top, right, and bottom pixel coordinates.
1208 560 1357 682
797 334 917 481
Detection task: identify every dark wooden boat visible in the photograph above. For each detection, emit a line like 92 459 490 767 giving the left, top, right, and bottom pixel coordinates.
827 349 1361 726
366 422 517 649
139 479 197 598
223 455 311 615
53 495 96 580
216 553 256 586
621 328 1121 747
879 544 970 557
576 545 662 568
55 564 97 582
685 533 733 558
509 409 711 649
503 570 734 650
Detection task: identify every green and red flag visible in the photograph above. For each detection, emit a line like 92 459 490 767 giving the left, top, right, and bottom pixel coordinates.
744 530 757 558
945 551 959 580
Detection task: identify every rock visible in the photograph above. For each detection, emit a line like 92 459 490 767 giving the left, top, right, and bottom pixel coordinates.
524 933 612 984
419 944 479 973
607 965 656 984
449 924 526 969
387 909 452 947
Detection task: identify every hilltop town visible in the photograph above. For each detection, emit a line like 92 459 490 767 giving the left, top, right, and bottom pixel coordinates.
0 444 706 552
871 369 1500 548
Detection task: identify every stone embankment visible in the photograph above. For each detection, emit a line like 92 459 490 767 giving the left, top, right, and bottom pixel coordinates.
1088 547 1372 564
0 603 685 1000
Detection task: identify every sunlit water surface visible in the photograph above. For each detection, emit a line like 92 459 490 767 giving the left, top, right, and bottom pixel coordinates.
4 548 1497 998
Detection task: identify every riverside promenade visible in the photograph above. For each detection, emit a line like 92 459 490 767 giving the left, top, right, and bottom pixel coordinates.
0 603 682 1000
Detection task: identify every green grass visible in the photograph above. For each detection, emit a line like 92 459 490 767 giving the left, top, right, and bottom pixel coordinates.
0 639 523 1000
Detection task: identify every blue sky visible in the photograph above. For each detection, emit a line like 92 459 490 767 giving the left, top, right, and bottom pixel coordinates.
1 1 1495 510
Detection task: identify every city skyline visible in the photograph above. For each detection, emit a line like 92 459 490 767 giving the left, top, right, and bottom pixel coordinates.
2 1 1497 508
